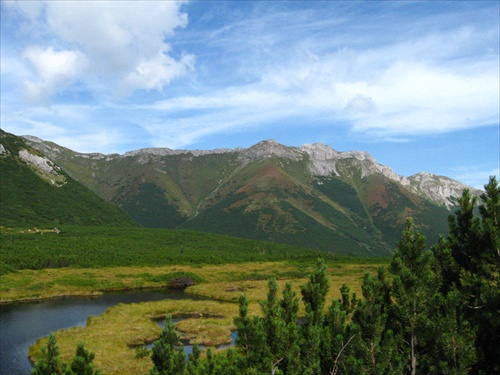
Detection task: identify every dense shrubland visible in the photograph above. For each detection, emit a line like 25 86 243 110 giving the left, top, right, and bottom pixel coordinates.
0 227 361 274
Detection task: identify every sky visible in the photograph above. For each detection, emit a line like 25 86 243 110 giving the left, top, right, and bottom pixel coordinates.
1 1 499 189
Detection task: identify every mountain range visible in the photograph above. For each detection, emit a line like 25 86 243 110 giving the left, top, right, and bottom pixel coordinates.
2 130 479 256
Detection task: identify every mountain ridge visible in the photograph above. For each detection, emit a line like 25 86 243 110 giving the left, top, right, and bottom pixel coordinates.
18 134 482 256
23 135 481 209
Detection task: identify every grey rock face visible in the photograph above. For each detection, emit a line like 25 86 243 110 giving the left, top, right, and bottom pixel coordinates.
0 144 9 156
239 140 303 162
18 149 66 186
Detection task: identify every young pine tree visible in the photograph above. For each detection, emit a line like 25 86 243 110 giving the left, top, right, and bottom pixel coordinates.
389 218 439 375
278 282 302 375
69 344 101 375
150 315 185 375
320 296 353 375
422 289 476 375
234 293 268 374
32 333 63 375
300 258 330 374
260 279 302 375
350 268 402 374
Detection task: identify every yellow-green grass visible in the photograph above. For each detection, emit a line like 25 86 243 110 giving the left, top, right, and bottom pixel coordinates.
187 263 380 302
29 299 243 375
8 260 384 374
0 261 382 303
0 262 300 302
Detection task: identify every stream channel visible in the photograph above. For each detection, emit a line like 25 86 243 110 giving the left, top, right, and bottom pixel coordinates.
0 289 233 375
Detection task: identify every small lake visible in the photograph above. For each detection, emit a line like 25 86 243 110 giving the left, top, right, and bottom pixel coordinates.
0 289 198 375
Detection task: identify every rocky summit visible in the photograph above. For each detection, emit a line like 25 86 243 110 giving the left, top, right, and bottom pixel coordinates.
18 134 482 256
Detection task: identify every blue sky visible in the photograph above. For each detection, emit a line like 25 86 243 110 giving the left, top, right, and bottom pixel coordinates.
1 0 498 189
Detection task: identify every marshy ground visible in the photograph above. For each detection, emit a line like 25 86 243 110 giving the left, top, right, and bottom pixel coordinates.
2 260 384 374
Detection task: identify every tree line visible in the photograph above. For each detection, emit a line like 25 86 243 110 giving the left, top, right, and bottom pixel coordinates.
34 177 499 374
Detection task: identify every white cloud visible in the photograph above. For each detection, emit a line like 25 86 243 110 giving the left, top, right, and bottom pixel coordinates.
23 46 87 102
122 52 194 94
7 0 192 101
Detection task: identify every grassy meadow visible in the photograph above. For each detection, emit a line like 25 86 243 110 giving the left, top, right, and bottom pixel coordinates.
23 261 384 374
1 225 389 374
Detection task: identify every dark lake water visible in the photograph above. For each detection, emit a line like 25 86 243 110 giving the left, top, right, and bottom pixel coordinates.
0 289 195 375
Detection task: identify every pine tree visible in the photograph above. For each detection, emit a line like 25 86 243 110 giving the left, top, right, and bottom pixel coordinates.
320 297 352 375
350 268 401 374
150 315 185 375
234 293 267 374
32 333 63 375
422 290 476 375
68 344 101 375
435 177 500 374
261 278 286 374
260 279 302 375
389 218 438 375
278 282 302 375
300 258 330 374
474 176 500 374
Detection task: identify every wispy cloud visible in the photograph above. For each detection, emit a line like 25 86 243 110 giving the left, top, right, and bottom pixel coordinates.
119 2 499 148
451 166 500 190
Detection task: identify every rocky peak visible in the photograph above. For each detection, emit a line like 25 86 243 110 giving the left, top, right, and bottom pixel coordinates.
22 135 63 160
239 139 303 162
405 172 483 208
300 143 340 160
300 143 401 181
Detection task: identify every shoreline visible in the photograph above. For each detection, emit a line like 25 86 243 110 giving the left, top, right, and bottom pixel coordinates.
0 285 188 305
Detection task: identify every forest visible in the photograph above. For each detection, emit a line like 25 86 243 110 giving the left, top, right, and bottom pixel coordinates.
31 177 499 374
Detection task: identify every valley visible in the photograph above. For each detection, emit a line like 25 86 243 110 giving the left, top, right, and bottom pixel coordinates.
7 130 483 256
1 129 496 374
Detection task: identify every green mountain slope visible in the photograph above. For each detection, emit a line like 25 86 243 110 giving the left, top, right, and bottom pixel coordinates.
22 137 477 256
0 130 136 227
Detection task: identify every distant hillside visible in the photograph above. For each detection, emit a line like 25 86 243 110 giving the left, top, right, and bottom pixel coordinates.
23 136 482 256
0 130 136 227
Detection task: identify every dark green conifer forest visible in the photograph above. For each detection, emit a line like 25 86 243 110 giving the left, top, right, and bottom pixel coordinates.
35 177 499 374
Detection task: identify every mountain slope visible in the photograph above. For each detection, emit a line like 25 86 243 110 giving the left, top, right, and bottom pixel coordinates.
22 136 481 256
0 130 136 227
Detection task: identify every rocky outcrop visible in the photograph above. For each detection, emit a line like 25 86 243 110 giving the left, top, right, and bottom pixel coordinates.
298 142 480 207
123 147 236 164
18 149 66 187
405 172 483 208
0 144 9 156
240 139 303 162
